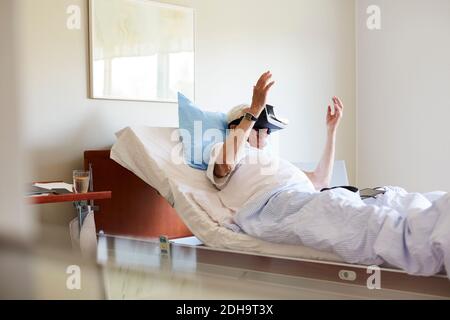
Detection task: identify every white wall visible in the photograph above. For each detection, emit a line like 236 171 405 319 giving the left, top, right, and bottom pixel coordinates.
194 0 356 180
357 0 450 192
17 0 356 230
0 0 35 242
18 0 179 229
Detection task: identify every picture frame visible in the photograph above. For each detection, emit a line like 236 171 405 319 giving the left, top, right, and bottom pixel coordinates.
88 0 195 103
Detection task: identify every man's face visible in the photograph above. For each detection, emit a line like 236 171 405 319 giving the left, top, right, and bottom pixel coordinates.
229 124 270 150
248 128 270 150
229 105 272 149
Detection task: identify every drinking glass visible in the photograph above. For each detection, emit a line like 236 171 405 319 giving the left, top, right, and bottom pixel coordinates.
73 170 90 193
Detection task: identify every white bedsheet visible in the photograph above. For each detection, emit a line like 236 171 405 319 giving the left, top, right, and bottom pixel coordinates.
233 184 450 276
111 126 342 262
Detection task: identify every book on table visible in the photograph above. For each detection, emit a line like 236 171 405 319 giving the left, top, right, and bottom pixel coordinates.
27 183 73 196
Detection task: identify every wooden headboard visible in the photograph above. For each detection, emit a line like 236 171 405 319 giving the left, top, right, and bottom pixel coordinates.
84 150 193 239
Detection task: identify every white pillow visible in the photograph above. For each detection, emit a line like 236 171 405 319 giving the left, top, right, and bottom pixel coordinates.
111 126 215 205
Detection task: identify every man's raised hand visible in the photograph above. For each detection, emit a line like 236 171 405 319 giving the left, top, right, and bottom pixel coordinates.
326 96 344 133
250 71 275 117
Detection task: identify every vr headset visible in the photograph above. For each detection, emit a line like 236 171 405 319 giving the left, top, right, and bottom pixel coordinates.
228 105 289 132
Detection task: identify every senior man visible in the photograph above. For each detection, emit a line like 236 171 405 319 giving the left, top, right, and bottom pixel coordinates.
204 73 450 277
206 71 344 212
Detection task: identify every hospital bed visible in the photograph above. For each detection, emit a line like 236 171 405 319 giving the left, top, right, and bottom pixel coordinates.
84 126 450 298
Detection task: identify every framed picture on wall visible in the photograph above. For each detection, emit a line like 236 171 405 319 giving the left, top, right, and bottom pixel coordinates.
88 0 195 103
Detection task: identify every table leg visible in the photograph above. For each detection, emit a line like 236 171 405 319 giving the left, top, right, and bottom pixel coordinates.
74 201 90 233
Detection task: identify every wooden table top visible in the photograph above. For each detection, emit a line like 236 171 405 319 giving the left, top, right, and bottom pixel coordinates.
27 182 111 205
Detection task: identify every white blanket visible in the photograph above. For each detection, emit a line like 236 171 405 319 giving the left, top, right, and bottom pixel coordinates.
232 184 450 277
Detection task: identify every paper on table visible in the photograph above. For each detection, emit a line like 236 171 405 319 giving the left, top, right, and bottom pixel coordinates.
34 182 73 192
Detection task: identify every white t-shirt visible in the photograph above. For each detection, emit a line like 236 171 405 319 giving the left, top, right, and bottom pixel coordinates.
206 142 316 212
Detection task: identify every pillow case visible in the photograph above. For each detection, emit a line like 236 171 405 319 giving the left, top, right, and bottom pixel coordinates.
178 93 228 170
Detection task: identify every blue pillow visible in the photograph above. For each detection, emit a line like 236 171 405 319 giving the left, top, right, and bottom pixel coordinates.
178 93 228 170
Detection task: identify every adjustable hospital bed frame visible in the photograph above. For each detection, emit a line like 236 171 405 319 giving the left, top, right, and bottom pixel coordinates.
84 150 450 299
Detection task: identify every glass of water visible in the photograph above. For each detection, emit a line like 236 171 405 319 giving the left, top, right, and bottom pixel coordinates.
73 170 90 193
